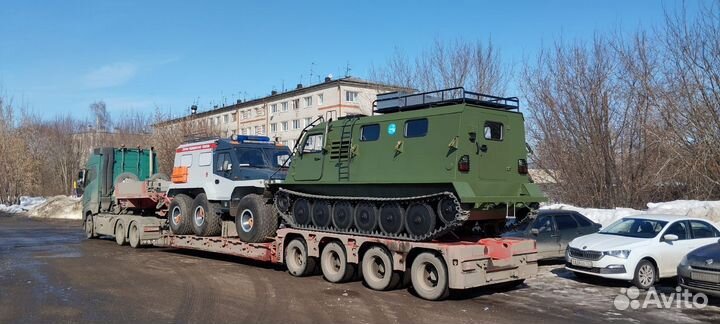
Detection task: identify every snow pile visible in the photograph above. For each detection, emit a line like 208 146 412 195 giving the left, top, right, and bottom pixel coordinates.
27 196 82 220
542 200 720 227
0 196 47 214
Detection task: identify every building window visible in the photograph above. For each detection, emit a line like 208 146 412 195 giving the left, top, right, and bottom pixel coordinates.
256 125 265 135
281 102 288 112
304 96 312 107
317 93 324 105
215 116 220 125
346 91 358 102
292 99 300 110
224 114 229 124
305 117 313 126
292 119 300 129
242 128 248 135
231 113 237 122
255 107 264 116
271 104 278 113
326 110 337 121
281 121 288 131
270 123 277 132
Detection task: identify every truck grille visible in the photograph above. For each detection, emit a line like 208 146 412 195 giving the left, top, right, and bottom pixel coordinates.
568 248 602 261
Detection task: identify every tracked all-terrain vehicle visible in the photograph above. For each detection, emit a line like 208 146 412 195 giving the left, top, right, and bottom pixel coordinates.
273 87 546 241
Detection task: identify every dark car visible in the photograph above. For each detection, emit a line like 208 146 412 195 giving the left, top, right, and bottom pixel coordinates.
502 210 601 260
678 239 720 297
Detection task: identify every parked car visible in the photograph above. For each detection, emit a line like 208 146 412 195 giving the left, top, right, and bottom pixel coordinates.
502 210 601 260
678 239 720 297
566 215 720 289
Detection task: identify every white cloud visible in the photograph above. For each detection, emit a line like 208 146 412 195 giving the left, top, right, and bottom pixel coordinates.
84 62 138 88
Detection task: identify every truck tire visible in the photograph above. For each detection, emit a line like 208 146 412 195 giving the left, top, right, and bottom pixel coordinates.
191 193 222 237
410 252 449 301
115 172 139 184
128 222 141 248
285 238 317 277
115 222 126 245
168 194 193 235
235 194 277 243
84 213 97 239
362 246 400 291
320 241 355 283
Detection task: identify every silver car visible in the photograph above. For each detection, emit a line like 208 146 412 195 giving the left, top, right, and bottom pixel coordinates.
678 239 720 297
503 210 601 260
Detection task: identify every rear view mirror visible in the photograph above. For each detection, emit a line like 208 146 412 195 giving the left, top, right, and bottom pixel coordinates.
77 169 86 187
222 160 232 171
530 228 539 236
663 234 679 242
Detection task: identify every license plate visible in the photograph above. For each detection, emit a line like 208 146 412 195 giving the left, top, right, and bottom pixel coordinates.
692 271 720 283
570 258 593 268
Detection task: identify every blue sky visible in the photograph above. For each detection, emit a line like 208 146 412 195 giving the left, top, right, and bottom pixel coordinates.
0 0 693 119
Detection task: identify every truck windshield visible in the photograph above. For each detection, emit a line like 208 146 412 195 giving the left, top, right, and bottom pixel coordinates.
235 147 291 169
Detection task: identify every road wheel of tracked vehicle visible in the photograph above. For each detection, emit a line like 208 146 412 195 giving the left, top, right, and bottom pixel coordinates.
276 191 291 213
235 194 277 243
114 222 126 245
362 246 400 291
405 203 436 238
410 252 449 301
168 194 193 235
115 172 139 184
128 222 141 248
332 201 353 230
321 241 355 283
191 193 222 237
354 202 378 233
84 214 97 239
436 198 458 225
285 238 316 277
379 203 405 235
312 201 332 228
292 199 312 226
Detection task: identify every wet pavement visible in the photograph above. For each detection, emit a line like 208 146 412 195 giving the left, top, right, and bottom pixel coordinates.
1 215 719 323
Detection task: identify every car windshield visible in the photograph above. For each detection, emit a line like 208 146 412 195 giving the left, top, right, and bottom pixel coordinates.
599 218 668 238
235 147 291 169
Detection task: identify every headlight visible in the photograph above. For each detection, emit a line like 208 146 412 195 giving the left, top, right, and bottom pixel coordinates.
604 250 631 259
679 255 688 266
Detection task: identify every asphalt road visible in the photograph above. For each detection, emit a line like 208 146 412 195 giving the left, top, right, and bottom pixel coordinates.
1 215 719 324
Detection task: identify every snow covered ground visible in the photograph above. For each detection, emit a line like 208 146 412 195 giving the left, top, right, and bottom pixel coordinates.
542 200 720 227
0 197 47 214
0 196 81 220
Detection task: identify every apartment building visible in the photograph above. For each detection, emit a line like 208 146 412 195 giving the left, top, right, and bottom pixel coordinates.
159 77 413 148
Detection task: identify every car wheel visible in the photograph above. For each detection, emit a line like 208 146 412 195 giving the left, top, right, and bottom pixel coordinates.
633 259 656 290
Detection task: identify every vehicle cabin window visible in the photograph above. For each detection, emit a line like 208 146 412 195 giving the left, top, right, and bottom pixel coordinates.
360 124 380 141
302 134 324 153
199 152 212 166
180 154 193 167
86 168 97 184
689 221 720 239
532 215 554 233
236 149 266 167
484 121 503 140
215 152 232 171
572 214 593 227
664 221 689 240
405 119 428 138
554 214 579 230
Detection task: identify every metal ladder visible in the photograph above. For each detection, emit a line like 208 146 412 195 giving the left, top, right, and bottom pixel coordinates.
337 117 357 181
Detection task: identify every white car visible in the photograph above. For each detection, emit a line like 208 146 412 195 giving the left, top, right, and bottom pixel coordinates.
565 215 720 289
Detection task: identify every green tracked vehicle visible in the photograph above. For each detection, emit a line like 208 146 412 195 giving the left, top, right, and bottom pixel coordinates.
272 87 546 241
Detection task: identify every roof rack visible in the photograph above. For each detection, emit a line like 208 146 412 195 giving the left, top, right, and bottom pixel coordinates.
372 87 519 115
181 135 220 144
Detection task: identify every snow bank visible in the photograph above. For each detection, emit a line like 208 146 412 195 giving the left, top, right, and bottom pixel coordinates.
0 196 47 214
542 200 720 227
27 196 82 220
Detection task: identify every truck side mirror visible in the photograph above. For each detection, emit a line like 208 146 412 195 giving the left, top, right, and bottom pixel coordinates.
530 228 539 236
77 169 86 187
223 160 232 172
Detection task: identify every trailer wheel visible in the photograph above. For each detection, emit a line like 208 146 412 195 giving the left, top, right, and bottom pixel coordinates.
361 246 400 291
285 238 316 277
410 252 449 301
128 222 141 248
168 194 193 235
235 194 277 243
149 173 170 181
84 214 97 239
321 241 355 283
115 222 126 245
115 172 139 184
191 193 222 237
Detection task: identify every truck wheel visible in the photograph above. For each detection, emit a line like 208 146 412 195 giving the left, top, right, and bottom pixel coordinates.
410 252 449 301
362 246 400 291
149 173 169 181
321 241 355 283
115 222 126 245
191 193 222 237
235 194 277 243
84 214 97 239
285 238 316 277
115 172 139 184
128 222 141 248
168 194 193 235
